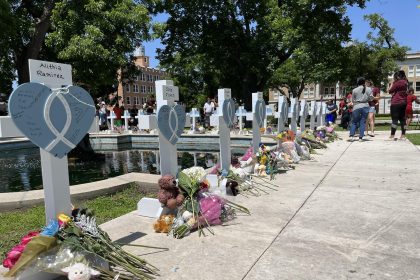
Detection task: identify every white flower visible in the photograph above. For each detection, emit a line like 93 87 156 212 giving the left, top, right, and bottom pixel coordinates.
75 214 100 237
183 166 206 182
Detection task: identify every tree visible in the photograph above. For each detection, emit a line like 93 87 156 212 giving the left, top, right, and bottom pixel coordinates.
151 0 367 108
339 14 408 89
0 0 17 93
0 0 151 97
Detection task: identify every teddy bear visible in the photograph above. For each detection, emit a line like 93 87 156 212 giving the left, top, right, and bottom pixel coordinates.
153 214 175 233
62 263 100 280
157 174 185 210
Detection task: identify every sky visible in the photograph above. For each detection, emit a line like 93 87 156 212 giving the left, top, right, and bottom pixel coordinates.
144 0 420 68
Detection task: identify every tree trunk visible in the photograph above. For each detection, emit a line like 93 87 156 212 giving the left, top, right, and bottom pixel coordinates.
16 1 55 84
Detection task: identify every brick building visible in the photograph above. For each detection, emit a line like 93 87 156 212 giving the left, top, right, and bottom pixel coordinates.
117 46 167 109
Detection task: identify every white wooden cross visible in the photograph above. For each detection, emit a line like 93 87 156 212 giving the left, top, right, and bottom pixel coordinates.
190 108 200 131
309 100 317 130
156 80 182 176
289 97 299 133
107 111 116 132
122 110 131 132
321 102 327 127
299 100 309 132
251 92 265 152
235 106 247 134
3 59 86 222
316 101 322 128
275 95 288 133
217 88 233 172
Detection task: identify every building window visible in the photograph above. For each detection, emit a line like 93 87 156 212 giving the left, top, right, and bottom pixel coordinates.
330 88 335 96
141 73 146 81
416 82 420 92
148 86 153 93
142 97 147 104
125 97 131 105
408 65 414 77
416 65 420 77
134 96 139 105
124 84 130 93
141 85 146 93
133 84 139 93
409 81 413 89
324 88 329 96
309 87 314 97
134 75 138 81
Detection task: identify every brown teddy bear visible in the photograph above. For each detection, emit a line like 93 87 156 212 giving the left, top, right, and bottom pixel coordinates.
157 174 185 210
153 214 175 233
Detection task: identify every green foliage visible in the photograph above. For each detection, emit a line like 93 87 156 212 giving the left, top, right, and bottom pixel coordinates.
152 0 367 107
46 0 151 97
339 14 408 89
0 0 151 98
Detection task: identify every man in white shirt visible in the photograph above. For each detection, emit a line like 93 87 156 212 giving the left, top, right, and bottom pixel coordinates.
203 98 215 128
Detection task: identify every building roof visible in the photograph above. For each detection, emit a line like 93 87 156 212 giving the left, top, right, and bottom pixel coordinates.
406 52 420 59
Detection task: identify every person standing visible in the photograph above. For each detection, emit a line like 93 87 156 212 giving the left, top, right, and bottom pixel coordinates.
406 88 420 128
325 99 338 124
113 103 123 129
203 98 215 128
98 101 108 130
388 70 408 140
349 77 374 141
365 80 380 137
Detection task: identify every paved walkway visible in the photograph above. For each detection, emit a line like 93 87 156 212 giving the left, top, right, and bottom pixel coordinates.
99 131 420 280
2 131 419 279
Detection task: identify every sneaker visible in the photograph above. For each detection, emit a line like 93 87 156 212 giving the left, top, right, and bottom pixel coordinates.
359 138 363 142
400 135 407 141
348 136 355 142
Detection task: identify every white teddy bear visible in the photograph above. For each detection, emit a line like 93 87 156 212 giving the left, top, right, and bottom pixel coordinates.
62 263 100 280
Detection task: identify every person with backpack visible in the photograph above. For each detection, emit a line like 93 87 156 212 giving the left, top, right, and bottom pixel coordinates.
349 77 375 142
388 70 408 140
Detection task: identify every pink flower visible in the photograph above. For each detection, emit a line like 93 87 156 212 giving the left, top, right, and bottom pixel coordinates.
20 231 39 245
2 258 14 269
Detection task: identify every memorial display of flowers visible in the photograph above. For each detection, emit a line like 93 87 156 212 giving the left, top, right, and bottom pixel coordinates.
153 167 250 239
3 208 158 280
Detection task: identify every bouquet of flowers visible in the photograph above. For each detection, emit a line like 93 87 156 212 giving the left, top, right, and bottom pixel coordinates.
167 171 250 239
3 209 159 280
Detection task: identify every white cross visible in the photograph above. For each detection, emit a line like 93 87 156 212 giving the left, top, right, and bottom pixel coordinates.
122 110 131 132
235 106 247 134
107 111 116 132
190 108 200 131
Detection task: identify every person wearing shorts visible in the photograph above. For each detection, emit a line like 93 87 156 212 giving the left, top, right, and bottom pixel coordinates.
365 80 380 137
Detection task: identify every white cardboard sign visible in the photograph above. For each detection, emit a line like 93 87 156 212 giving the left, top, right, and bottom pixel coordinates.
28 59 72 88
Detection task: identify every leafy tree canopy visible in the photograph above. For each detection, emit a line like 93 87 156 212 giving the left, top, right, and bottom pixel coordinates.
149 0 367 108
0 0 151 97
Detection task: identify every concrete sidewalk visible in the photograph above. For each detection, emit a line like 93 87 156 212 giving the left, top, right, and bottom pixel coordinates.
2 132 419 279
99 131 420 280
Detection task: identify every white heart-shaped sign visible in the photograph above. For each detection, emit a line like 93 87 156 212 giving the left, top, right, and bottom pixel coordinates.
222 99 235 128
157 104 186 145
9 83 95 158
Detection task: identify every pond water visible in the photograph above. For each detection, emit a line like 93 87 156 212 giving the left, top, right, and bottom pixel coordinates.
0 148 246 193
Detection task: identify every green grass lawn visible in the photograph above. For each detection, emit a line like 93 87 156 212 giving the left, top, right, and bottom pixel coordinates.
406 133 420 145
0 184 155 259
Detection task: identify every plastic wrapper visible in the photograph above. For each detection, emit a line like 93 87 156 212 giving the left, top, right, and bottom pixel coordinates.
16 245 109 279
280 141 300 163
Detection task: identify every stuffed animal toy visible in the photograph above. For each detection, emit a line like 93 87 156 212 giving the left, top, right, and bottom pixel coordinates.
62 263 100 280
153 214 175 233
226 180 239 196
255 164 267 176
157 175 185 209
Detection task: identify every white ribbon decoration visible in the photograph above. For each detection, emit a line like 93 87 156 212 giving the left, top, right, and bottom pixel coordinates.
43 87 76 152
168 107 180 144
